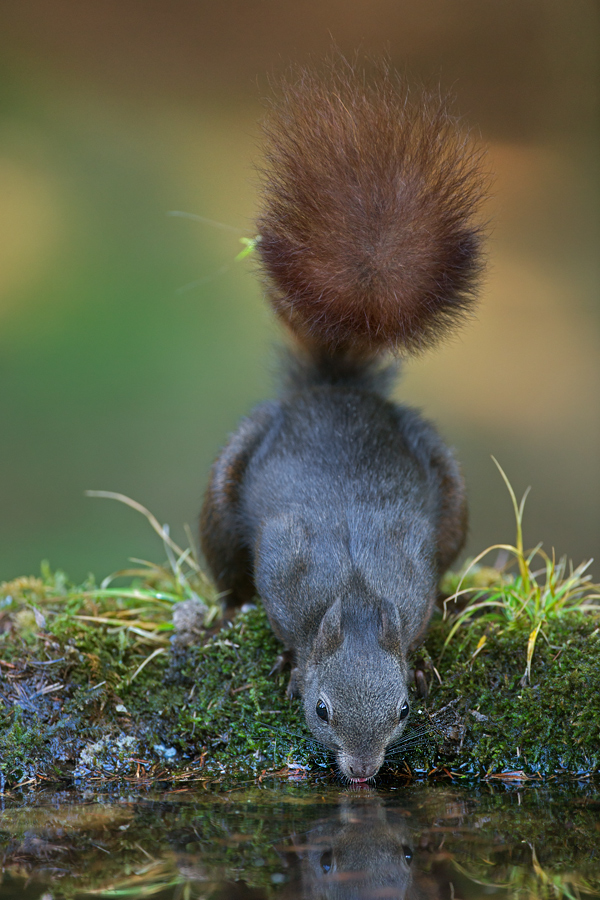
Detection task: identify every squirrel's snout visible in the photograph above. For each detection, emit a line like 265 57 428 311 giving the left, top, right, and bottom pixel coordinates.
340 752 384 782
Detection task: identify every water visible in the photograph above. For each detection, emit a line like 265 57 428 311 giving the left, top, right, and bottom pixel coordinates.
1 779 599 899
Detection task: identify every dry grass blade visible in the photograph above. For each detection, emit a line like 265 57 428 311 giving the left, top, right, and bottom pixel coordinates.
85 490 219 608
492 456 530 592
129 647 168 683
526 622 542 684
85 491 200 571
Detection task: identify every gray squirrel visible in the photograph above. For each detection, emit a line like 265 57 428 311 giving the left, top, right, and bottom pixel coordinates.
200 58 487 781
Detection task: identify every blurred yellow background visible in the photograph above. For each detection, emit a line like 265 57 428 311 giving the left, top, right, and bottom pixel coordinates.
0 0 598 580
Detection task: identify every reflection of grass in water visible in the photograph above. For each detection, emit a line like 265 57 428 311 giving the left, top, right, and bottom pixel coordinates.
455 843 598 900
441 458 600 684
83 862 199 898
2 784 600 899
0 786 301 897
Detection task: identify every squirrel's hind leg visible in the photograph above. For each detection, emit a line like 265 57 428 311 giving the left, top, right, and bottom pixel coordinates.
430 444 468 575
395 407 468 575
200 402 277 608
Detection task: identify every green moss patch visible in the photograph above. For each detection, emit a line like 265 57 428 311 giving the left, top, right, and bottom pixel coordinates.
0 568 314 787
1 562 599 789
408 612 600 778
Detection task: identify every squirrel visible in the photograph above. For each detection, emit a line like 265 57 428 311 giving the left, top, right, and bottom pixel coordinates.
200 58 487 782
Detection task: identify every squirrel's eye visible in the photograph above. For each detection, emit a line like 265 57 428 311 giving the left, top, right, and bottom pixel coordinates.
399 700 410 721
316 699 329 722
320 849 333 873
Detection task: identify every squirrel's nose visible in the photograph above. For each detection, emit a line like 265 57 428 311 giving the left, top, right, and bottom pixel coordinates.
347 760 378 780
339 750 385 782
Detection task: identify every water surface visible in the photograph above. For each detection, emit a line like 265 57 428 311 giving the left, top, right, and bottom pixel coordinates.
1 779 599 899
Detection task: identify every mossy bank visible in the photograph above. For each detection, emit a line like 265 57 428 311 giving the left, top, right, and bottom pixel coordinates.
1 565 599 790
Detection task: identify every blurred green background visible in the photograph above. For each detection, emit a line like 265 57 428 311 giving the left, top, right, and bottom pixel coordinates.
0 0 598 582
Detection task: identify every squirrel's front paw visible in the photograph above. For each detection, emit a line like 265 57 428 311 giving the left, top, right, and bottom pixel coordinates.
269 651 300 698
411 658 430 699
269 649 294 676
286 667 301 699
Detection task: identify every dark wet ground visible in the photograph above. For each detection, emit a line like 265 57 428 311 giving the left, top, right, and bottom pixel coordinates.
1 779 599 899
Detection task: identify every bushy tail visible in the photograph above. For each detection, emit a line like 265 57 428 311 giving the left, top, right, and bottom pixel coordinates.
256 57 489 358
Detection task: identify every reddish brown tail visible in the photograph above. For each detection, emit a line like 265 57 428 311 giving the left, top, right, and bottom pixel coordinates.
256 58 489 357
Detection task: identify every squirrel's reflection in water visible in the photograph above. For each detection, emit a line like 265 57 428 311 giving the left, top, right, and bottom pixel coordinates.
278 792 423 900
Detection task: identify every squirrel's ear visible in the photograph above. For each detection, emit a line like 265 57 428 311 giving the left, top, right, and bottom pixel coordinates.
313 597 343 658
378 600 403 654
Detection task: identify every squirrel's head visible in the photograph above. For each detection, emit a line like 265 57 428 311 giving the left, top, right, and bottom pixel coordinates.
303 596 411 782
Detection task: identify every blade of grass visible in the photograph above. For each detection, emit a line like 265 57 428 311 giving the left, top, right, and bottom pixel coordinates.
85 491 202 574
442 543 516 620
129 647 167 683
525 621 543 684
491 457 530 592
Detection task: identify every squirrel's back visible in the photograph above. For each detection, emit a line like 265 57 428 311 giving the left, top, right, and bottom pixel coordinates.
256 57 488 359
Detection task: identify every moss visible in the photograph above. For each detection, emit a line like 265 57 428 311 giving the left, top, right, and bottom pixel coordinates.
0 568 317 785
408 612 600 778
116 604 315 774
1 564 599 788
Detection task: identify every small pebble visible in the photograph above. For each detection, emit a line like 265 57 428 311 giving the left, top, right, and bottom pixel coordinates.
171 597 208 646
153 743 177 760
